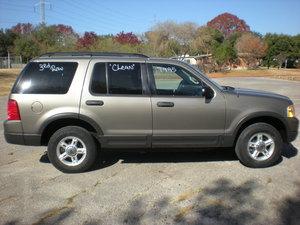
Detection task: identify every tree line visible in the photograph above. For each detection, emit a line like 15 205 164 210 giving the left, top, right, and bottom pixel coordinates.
0 12 299 71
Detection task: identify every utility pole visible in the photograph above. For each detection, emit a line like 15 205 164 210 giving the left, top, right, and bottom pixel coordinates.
35 0 51 24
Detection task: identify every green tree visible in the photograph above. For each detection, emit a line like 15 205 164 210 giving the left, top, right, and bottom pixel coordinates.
14 37 39 62
263 33 295 68
31 25 58 52
0 29 18 56
213 40 237 68
289 34 300 67
191 26 224 55
146 21 198 56
92 37 144 54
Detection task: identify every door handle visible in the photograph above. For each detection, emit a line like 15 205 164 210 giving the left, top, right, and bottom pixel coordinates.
86 100 104 106
157 101 174 107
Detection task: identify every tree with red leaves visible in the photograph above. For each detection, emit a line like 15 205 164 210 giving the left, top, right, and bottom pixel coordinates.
11 23 34 35
54 24 78 47
76 32 97 49
55 24 76 36
115 31 141 45
207 13 250 37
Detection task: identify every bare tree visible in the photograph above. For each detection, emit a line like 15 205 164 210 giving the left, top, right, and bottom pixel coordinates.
236 33 268 68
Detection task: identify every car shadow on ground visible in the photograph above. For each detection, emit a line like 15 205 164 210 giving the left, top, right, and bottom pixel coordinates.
4 178 299 225
118 178 264 225
117 178 300 225
39 143 298 171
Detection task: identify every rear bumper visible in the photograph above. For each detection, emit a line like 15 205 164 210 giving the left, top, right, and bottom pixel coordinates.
4 132 41 146
4 133 25 145
4 120 41 146
286 117 299 142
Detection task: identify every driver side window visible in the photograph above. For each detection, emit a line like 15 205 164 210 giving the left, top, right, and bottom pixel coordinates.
151 64 204 96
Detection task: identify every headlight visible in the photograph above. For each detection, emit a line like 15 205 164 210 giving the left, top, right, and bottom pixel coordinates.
287 105 295 118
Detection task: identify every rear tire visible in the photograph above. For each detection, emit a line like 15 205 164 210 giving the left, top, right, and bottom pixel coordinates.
47 126 97 173
235 123 282 168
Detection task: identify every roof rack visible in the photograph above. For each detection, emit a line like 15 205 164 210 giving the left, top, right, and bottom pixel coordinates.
39 52 149 58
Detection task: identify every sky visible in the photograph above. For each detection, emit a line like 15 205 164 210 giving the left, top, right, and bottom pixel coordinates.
0 0 299 35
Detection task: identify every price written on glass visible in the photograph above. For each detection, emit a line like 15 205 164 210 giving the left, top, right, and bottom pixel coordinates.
154 66 177 73
39 63 64 72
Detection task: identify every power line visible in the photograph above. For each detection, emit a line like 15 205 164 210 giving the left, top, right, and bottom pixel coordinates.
64 0 149 27
62 0 127 27
55 0 132 33
0 0 152 34
1 1 112 31
0 6 34 13
0 2 29 8
50 9 113 32
89 0 148 23
0 21 33 24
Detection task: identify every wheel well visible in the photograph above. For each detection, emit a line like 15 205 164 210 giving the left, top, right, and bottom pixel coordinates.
41 118 98 146
234 116 287 144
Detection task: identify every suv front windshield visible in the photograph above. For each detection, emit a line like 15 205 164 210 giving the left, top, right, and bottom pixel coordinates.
188 64 224 90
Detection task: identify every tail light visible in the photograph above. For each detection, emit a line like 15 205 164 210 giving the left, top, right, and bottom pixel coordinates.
7 99 21 121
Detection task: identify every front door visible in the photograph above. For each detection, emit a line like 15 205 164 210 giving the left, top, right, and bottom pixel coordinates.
148 62 226 148
80 59 152 148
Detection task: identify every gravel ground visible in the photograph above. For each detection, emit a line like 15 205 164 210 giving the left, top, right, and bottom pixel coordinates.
0 77 299 225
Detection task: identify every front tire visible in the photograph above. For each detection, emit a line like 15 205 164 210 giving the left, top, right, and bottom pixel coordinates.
47 126 97 173
235 123 282 168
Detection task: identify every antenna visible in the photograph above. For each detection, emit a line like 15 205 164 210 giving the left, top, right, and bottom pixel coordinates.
34 0 51 24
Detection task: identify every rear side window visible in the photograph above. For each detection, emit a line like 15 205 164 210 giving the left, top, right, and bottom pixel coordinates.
108 63 142 95
90 63 107 94
12 62 78 94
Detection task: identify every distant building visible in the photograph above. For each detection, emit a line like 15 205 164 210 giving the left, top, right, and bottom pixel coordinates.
172 54 214 72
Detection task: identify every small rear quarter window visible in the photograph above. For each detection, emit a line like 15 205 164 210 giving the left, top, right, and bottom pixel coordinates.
90 63 107 94
12 62 78 94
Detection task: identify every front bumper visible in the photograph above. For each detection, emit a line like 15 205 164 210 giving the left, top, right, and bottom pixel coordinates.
286 117 299 142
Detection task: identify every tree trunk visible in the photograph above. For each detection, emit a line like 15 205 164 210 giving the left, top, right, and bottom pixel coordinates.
285 59 287 69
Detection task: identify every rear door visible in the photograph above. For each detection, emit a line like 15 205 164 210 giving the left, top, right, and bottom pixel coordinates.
80 59 152 148
147 61 226 148
10 59 85 136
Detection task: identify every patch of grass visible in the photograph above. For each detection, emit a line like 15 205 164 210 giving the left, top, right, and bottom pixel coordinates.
267 177 272 184
174 205 194 222
94 180 102 187
0 195 16 204
207 198 225 206
176 191 196 202
0 68 21 96
175 188 202 202
208 68 300 81
31 206 72 225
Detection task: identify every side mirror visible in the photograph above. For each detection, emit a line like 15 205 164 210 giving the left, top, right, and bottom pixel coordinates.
202 86 214 99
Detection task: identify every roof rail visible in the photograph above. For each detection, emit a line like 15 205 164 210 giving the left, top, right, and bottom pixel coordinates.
39 52 149 58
